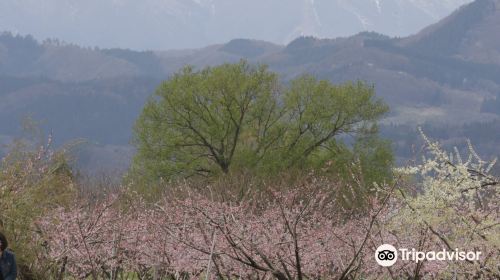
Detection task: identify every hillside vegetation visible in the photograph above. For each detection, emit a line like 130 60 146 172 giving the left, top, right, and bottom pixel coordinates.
2 1 500 171
0 126 498 279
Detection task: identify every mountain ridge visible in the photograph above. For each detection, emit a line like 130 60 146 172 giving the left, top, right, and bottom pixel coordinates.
0 0 472 50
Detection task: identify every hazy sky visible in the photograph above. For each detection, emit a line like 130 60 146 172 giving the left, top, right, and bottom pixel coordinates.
0 0 472 50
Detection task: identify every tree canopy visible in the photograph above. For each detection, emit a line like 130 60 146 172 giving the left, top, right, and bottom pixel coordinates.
131 61 390 182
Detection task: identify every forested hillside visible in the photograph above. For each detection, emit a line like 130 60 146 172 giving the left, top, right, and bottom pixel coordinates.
1 0 499 170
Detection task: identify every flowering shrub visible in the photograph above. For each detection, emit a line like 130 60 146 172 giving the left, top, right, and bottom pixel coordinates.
41 177 399 279
0 135 75 278
5 131 499 279
391 129 499 278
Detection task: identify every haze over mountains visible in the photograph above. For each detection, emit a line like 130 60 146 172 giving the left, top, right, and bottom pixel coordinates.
0 0 472 50
1 0 499 172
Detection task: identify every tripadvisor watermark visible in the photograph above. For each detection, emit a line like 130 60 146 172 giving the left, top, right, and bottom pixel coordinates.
375 244 481 267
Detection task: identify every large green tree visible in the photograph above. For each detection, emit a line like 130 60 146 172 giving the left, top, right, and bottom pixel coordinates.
131 61 390 182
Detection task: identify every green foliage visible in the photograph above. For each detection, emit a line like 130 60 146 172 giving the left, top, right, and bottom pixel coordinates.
131 61 391 185
131 61 280 180
352 136 394 185
275 76 389 171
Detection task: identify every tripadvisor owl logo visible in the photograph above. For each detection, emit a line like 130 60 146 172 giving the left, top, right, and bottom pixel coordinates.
375 244 482 267
375 244 398 267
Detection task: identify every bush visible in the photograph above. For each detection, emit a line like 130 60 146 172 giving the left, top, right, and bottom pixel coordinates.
391 129 499 278
34 133 499 279
0 135 75 279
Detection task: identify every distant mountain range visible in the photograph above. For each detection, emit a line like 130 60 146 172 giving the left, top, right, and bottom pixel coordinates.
1 0 499 172
0 0 472 50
